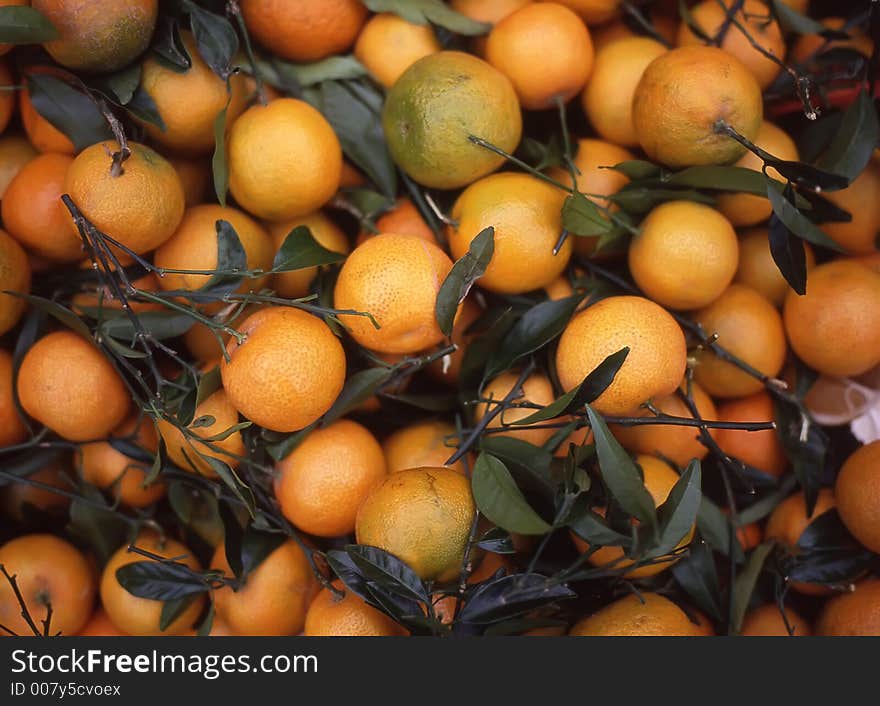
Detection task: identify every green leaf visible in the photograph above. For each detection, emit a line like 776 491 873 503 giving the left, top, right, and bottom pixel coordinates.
271 225 347 273
767 185 845 252
770 0 828 35
211 99 229 206
322 367 393 424
87 64 141 106
239 527 286 579
263 422 317 462
435 226 494 336
126 83 166 129
203 219 247 291
611 187 716 213
773 397 827 515
561 192 613 237
269 54 367 87
730 542 774 633
586 406 656 528
665 165 774 194
457 574 576 626
651 459 701 557
0 6 58 43
185 0 238 77
67 492 129 565
159 595 198 632
361 0 490 35
478 437 554 497
201 457 256 518
816 90 880 181
151 16 192 72
671 540 722 621
568 508 632 548
471 453 551 535
609 160 662 180
26 73 113 152
9 294 92 340
768 196 807 296
116 560 209 601
512 347 628 425
697 496 744 561
100 312 195 341
345 544 429 603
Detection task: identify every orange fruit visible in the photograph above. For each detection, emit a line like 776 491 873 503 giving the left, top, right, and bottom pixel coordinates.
140 32 249 156
268 211 350 298
154 204 274 293
448 172 570 294
570 593 709 635
591 16 677 50
77 608 128 636
0 348 26 448
790 17 874 64
450 0 533 23
167 156 211 207
820 162 880 255
80 416 166 508
383 420 466 474
632 46 762 168
0 533 95 636
32 0 158 72
382 51 522 190
182 303 260 363
211 539 318 636
716 121 800 227
613 380 717 467
157 388 245 477
19 82 75 154
740 604 811 636
0 58 14 134
556 296 687 415
356 467 475 582
573 455 694 577
835 441 880 553
17 331 129 442
475 371 557 447
65 141 185 256
275 419 387 537
816 579 880 636
357 198 436 246
629 201 739 310
0 227 30 335
693 284 787 398
0 463 71 522
220 306 346 433
101 532 204 636
240 0 367 62
227 98 342 222
486 3 594 110
677 0 785 89
354 13 441 88
0 135 38 198
783 260 880 377
334 233 454 354
735 227 816 307
426 297 483 386
305 580 407 636
543 0 620 25
737 520 763 551
714 391 787 477
2 152 82 262
339 160 366 188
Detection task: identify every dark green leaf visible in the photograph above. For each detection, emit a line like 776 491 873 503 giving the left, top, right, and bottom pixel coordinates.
345 544 429 603
218 500 244 580
26 74 113 152
159 595 197 631
457 574 575 626
671 540 723 621
611 187 716 213
768 209 807 296
271 225 346 273
116 560 209 601
770 0 831 35
167 480 222 545
478 437 554 497
609 160 662 180
730 542 774 633
263 423 318 462
518 134 566 171
67 493 128 565
471 453 551 535
665 165 773 194
100 312 195 341
211 100 229 206
0 6 58 43
196 604 215 636
9 294 91 339
568 508 631 548
203 219 247 291
151 16 191 71
322 367 393 424
697 496 744 561
239 527 285 579
773 396 826 514
816 90 880 181
201 457 256 518
125 84 166 129
87 64 141 106
651 459 701 557
185 1 238 77
767 185 845 252
268 55 367 87
361 0 490 35
195 366 222 408
436 226 494 336
562 192 613 237
476 527 516 555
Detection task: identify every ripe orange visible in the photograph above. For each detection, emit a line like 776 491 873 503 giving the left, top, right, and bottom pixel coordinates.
0 533 95 636
556 296 687 415
382 51 522 190
486 3 594 110
157 389 245 477
816 579 880 636
677 0 785 89
167 156 211 208
835 441 880 553
220 306 346 433
582 37 667 148
334 233 454 354
448 172 570 294
240 0 367 62
19 82 75 154
383 420 466 474
475 371 557 447
426 297 483 386
17 331 129 442
101 532 204 636
77 608 127 636
570 593 709 635
543 0 620 25
305 580 407 636
65 141 185 256
140 32 249 156
451 0 533 23
372 198 435 243
629 201 739 310
268 211 350 298
354 13 441 88
735 227 816 307
154 204 274 293
716 121 800 227
0 135 38 198
356 467 475 582
0 227 30 336
80 416 166 508
211 539 318 636
0 463 71 522
0 349 27 447
632 46 762 168
783 260 880 377
3 153 82 262
714 391 787 477
820 162 880 254
275 419 387 537
33 0 158 72
612 381 717 467
693 284 787 398
227 98 342 222
573 455 694 577
740 604 811 636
